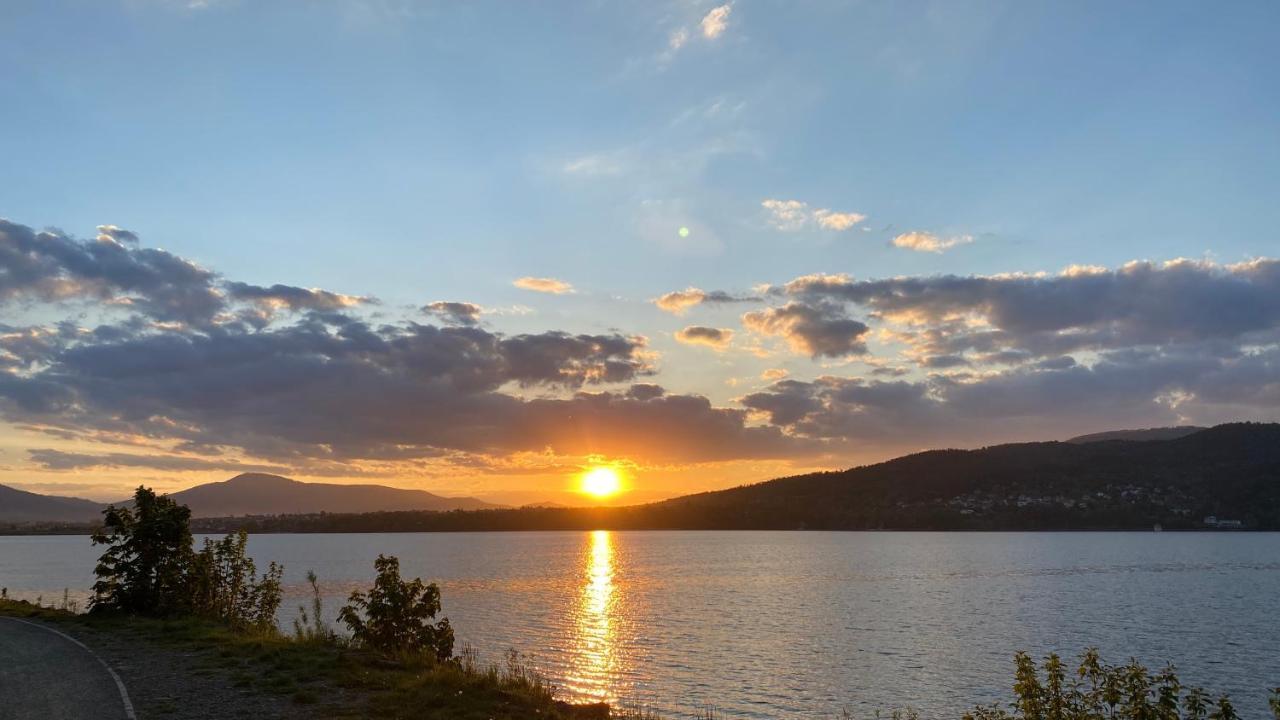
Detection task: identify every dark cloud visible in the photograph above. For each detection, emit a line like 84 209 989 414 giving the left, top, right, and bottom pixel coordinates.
0 300 800 464
920 354 969 369
784 260 1280 361
28 448 291 475
225 282 369 312
742 301 870 358
626 383 665 400
6 216 1279 469
422 301 483 326
739 344 1280 452
1 218 225 325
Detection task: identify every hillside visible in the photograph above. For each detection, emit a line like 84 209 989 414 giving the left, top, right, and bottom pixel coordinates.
0 484 101 523
159 473 496 517
192 423 1280 533
1066 426 1206 444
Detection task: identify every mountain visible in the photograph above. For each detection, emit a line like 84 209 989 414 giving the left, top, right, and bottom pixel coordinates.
1066 426 1206 444
196 423 1280 534
161 473 496 517
0 484 101 523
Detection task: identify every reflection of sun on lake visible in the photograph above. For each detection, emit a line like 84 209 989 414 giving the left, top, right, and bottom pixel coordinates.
566 529 618 702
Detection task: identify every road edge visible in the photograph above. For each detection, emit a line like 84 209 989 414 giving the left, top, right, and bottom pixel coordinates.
0 616 137 720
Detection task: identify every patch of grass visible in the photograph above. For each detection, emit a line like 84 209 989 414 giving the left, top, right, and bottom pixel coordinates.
1 598 603 719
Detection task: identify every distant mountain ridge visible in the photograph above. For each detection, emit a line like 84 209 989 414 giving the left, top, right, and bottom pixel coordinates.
0 484 101 523
157 473 496 517
1066 426 1206 444
0 473 495 524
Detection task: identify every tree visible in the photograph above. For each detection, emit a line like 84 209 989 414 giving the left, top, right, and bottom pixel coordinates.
339 554 454 660
91 486 194 615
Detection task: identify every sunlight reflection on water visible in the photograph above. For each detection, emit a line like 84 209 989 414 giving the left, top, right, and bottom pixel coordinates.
566 530 618 702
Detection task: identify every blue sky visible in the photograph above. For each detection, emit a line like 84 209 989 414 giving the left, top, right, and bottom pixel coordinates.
2 1 1279 503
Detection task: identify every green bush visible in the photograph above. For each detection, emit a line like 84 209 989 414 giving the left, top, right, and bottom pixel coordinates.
339 554 454 660
189 529 283 631
964 649 1280 720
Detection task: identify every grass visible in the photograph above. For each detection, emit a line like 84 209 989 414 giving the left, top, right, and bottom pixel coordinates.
0 598 610 719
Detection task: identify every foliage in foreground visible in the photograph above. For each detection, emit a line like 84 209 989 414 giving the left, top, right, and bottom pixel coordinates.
963 650 1280 720
91 487 284 631
91 486 195 616
338 553 455 661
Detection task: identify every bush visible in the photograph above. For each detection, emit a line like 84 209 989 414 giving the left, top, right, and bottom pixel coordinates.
963 649 1280 720
189 530 283 631
339 554 454 660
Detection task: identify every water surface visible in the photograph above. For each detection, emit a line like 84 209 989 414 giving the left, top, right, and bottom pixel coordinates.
2 531 1277 718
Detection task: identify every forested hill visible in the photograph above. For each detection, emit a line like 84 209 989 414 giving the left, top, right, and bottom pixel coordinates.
633 422 1280 530
191 422 1280 533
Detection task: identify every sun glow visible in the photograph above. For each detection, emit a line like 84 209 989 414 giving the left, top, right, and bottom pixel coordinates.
579 466 623 499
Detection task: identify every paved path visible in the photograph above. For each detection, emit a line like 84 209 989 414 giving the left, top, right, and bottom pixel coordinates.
0 616 135 720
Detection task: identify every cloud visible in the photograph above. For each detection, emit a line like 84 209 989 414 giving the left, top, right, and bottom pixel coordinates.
6 216 1280 472
652 287 758 315
742 301 870 358
814 210 868 231
762 199 865 232
700 4 732 39
423 301 483 326
740 343 1280 452
0 218 819 470
0 218 225 326
784 258 1280 362
675 326 734 350
225 282 369 312
513 276 574 294
562 153 626 176
669 27 689 50
28 449 291 475
891 231 973 253
95 225 139 245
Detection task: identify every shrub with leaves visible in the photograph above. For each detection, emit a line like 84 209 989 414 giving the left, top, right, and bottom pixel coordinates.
189 530 283 631
91 486 195 615
963 649 1277 720
339 554 454 660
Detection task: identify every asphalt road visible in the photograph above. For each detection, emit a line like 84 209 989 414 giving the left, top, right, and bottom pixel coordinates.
0 616 135 720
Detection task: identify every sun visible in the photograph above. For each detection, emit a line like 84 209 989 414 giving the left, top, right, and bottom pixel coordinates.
579 466 623 499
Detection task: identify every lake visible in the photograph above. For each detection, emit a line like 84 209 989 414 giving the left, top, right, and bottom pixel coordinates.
2 531 1278 718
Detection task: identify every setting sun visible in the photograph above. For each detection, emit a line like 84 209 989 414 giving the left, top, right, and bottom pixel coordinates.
579 467 623 499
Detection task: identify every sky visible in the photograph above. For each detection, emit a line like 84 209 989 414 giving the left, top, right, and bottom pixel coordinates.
2 0 1279 505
